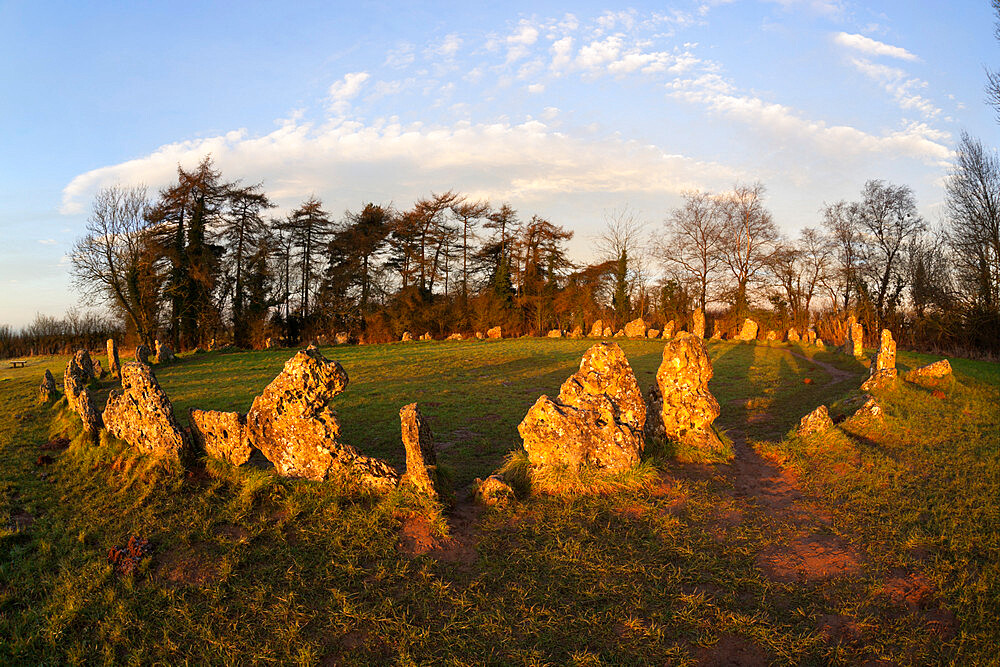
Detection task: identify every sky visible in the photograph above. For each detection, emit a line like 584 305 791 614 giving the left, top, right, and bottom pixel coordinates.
0 0 997 328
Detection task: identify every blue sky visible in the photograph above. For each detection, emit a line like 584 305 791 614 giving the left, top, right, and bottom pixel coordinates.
1 0 996 327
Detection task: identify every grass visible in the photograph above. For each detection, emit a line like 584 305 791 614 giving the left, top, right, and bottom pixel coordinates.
0 338 997 663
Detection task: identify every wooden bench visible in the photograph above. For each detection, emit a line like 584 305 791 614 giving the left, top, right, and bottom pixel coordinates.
9 360 27 368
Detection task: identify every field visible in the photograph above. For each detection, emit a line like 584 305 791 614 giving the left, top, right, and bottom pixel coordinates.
1 339 998 664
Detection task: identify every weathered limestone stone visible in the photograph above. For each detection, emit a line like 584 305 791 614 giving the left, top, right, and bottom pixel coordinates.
38 369 58 403
806 329 817 344
475 474 515 506
546 329 563 338
589 320 603 337
845 320 864 357
797 405 833 437
475 331 484 340
419 332 432 341
76 388 103 433
603 327 613 337
738 318 759 341
103 362 187 458
711 321 722 340
787 328 800 343
569 325 583 339
264 337 274 349
189 409 251 465
63 350 96 422
72 350 95 381
518 342 645 473
662 320 675 339
335 332 350 345
766 330 777 341
853 395 883 420
94 359 106 379
245 348 398 487
860 329 897 390
624 318 647 338
447 333 464 341
487 326 502 339
647 330 660 339
208 337 218 351
692 308 705 339
401 331 413 342
815 339 825 350
646 332 725 453
107 339 121 377
613 330 625 338
155 340 176 364
905 359 953 387
399 403 437 498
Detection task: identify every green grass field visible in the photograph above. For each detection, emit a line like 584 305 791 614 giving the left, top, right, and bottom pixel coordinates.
1 339 998 664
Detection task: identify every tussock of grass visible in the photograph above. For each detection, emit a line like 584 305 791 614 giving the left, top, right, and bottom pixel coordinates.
528 457 660 496
645 430 735 464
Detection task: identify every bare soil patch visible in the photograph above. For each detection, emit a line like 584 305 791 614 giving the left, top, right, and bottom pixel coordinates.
155 543 222 587
696 634 773 666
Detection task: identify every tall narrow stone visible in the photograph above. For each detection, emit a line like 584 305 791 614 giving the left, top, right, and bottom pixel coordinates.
861 329 897 391
646 332 725 454
103 363 187 458
738 318 759 341
107 338 121 377
589 319 604 337
399 403 437 498
38 369 58 404
691 308 705 339
662 320 675 338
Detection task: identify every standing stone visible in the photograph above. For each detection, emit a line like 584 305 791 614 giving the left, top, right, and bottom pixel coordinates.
475 331 484 340
419 332 432 341
398 403 437 498
815 339 826 350
787 328 800 343
647 330 660 339
624 318 647 338
245 348 398 487
861 329 897 391
63 350 96 422
401 331 413 342
738 318 759 341
154 340 176 364
93 359 106 379
570 325 584 339
905 359 953 387
796 405 833 437
103 363 187 458
806 329 817 344
691 308 705 339
844 320 864 357
589 320 604 337
518 342 645 473
76 388 103 434
447 333 464 341
264 337 274 349
189 409 251 465
603 327 613 337
766 330 777 341
335 332 350 345
487 326 502 339
546 329 563 338
711 321 722 340
662 320 675 339
646 332 725 454
107 339 121 378
38 369 58 403
71 350 95 381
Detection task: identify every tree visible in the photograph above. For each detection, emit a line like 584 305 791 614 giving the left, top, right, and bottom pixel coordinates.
70 185 161 346
516 215 574 332
658 190 723 311
279 196 334 319
986 0 1000 122
945 132 1000 312
450 198 490 298
855 179 925 327
769 228 832 326
596 206 647 324
222 183 274 346
822 200 864 311
717 183 778 316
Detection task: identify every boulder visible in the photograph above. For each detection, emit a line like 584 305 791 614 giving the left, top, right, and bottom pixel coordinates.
38 369 58 403
646 332 725 454
189 409 251 465
107 339 121 377
103 362 187 458
421 332 433 341
797 405 833 437
905 359 953 388
398 403 437 498
546 329 563 338
787 328 800 343
474 475 515 506
447 333 464 341
475 331 484 340
861 329 897 391
691 308 705 339
853 395 883 420
603 327 613 337
245 348 398 488
662 320 675 339
486 326 502 339
613 330 624 338
766 330 777 341
623 318 647 338
335 332 350 345
401 331 413 342
518 342 645 473
737 318 758 341
647 330 660 339
569 325 583 339
154 340 176 364
589 320 603 337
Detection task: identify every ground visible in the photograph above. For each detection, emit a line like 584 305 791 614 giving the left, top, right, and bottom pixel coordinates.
1 339 998 664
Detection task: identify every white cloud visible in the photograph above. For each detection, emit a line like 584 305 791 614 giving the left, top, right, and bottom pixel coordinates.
60 117 739 216
429 33 462 59
847 57 941 119
833 32 919 61
550 36 574 72
327 72 371 114
37 239 57 245
527 83 545 94
506 20 540 63
577 35 624 71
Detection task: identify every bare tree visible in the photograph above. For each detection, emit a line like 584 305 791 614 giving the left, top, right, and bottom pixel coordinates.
657 190 723 311
945 131 1000 312
717 183 778 316
595 206 647 323
855 179 925 327
450 197 490 298
769 227 833 325
822 200 864 311
986 0 1000 122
